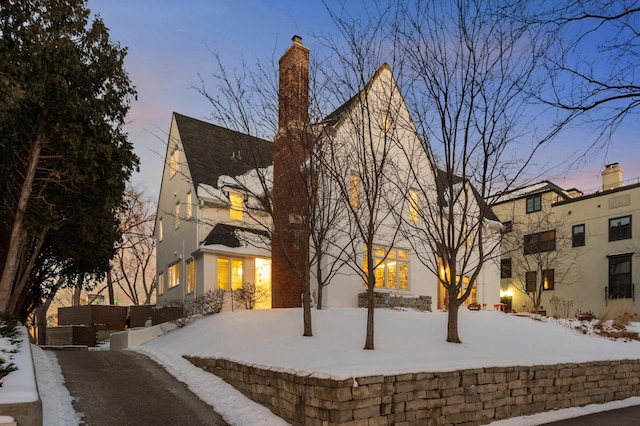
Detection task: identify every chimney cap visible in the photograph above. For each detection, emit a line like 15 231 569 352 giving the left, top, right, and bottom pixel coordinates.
292 35 303 44
605 162 619 169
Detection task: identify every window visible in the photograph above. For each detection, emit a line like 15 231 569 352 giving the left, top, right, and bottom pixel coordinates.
542 269 554 290
409 188 419 222
218 258 243 291
349 174 361 208
158 218 163 242
186 259 195 294
500 258 512 279
502 221 513 233
168 262 180 288
524 230 556 254
526 194 542 213
381 110 393 136
174 202 180 229
229 193 243 221
186 192 192 219
525 271 537 292
609 216 631 241
363 246 409 290
608 254 633 298
157 273 164 295
572 224 585 247
170 149 179 178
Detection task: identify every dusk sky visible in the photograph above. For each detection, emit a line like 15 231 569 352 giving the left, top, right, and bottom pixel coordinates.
87 0 640 199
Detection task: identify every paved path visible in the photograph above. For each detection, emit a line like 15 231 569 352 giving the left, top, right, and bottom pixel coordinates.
55 350 228 426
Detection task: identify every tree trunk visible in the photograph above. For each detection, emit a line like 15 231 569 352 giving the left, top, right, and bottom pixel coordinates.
0 135 43 313
315 259 323 310
107 272 115 304
447 290 462 343
7 227 49 315
302 244 313 336
73 283 82 306
364 281 375 350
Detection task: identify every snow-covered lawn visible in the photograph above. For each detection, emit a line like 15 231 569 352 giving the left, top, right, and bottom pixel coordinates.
4 308 640 425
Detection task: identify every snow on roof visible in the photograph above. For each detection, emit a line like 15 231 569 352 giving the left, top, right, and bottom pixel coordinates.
490 181 571 205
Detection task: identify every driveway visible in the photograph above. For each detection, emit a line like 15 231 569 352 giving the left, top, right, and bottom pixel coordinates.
55 349 228 425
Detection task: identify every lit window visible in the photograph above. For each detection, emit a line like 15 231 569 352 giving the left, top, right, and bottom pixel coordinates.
218 258 243 291
168 262 180 288
456 276 477 305
363 246 409 290
381 110 393 136
175 202 180 229
349 174 361 208
186 192 192 219
170 149 179 178
409 188 419 222
158 218 163 242
609 216 631 241
526 194 541 213
229 193 243 221
186 259 195 294
608 254 632 299
543 269 554 290
157 272 164 294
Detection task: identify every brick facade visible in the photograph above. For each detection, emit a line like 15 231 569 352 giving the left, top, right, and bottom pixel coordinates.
187 356 640 425
272 35 312 308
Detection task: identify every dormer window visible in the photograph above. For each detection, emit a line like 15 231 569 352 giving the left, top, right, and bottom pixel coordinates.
229 192 244 221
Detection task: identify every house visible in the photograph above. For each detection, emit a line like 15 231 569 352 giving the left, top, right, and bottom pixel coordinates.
155 36 501 311
155 113 273 310
492 163 640 318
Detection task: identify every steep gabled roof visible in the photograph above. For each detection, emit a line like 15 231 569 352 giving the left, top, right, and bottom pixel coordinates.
173 113 273 190
319 63 393 129
435 169 500 222
202 223 269 247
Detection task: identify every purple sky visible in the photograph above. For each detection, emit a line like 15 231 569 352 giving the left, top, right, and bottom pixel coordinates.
88 0 640 199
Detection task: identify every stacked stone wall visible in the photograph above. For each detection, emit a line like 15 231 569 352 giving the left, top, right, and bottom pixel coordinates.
185 356 640 426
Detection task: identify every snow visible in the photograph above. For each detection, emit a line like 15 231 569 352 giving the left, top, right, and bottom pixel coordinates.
139 308 640 378
5 308 640 425
0 326 38 404
31 346 82 426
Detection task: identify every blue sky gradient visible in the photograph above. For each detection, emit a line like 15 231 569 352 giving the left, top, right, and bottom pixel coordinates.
87 0 640 199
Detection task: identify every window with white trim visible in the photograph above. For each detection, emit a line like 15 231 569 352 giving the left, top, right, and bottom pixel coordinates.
218 258 243 291
364 246 409 290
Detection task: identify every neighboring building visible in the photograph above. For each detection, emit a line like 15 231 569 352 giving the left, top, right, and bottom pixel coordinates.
493 163 640 317
155 36 501 311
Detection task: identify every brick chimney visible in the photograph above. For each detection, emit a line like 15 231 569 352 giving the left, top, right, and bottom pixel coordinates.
602 163 623 191
271 35 311 308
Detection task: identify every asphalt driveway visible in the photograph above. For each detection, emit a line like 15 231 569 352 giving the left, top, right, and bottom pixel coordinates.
55 349 228 425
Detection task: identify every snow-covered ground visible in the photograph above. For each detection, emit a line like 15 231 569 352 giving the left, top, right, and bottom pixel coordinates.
4 308 640 425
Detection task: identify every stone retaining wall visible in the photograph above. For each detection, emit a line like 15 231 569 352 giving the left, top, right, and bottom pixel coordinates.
357 292 432 312
185 356 640 426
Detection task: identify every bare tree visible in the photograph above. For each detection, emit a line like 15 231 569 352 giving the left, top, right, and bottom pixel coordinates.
396 0 552 342
317 2 411 350
510 0 640 150
110 187 157 305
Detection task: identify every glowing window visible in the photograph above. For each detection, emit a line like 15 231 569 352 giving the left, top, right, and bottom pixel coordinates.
186 192 192 219
170 150 179 178
174 202 180 229
349 174 361 208
158 218 163 241
409 188 419 222
229 193 243 221
168 262 180 288
186 259 195 294
157 272 164 294
363 245 410 290
218 258 243 291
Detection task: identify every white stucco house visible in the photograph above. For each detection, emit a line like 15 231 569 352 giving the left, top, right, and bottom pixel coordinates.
154 36 501 312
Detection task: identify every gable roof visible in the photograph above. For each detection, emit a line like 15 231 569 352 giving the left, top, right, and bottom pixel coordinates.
490 180 572 206
435 169 500 222
173 113 273 190
202 223 269 247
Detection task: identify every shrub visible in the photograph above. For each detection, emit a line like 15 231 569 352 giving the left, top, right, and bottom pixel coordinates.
0 315 20 387
173 290 226 327
549 295 575 319
233 283 268 310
